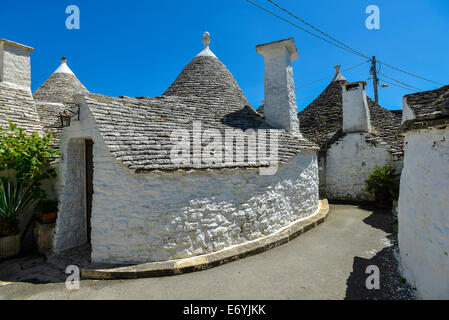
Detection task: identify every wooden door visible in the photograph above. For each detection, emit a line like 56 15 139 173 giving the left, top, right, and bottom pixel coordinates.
85 139 94 243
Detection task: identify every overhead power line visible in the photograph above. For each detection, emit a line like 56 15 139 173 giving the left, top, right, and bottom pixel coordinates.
378 72 423 91
377 60 444 86
297 60 370 89
246 0 368 59
266 0 370 59
248 0 444 89
378 78 419 91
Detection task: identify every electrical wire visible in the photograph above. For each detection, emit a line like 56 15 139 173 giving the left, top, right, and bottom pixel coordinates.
377 60 444 86
266 0 370 59
246 0 368 58
377 78 418 91
297 60 370 89
378 72 423 91
248 0 444 87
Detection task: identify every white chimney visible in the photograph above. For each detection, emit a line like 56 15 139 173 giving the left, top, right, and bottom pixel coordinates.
0 39 34 91
256 38 300 136
342 81 371 133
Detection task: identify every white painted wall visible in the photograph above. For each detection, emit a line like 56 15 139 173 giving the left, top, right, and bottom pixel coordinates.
55 103 319 263
401 97 416 124
398 126 449 299
323 133 402 201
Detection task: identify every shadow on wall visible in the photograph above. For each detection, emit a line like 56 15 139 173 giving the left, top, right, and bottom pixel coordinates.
344 206 416 300
220 106 274 130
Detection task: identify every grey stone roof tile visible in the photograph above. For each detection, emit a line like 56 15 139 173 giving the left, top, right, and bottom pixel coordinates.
0 85 43 134
79 91 317 172
404 85 449 121
33 69 89 148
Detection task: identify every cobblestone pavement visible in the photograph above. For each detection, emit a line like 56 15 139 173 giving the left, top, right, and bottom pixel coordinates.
0 204 416 300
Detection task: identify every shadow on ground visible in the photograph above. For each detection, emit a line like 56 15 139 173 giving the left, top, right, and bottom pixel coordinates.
0 244 92 284
344 205 415 300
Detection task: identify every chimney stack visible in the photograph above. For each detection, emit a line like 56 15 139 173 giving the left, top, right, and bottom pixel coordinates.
342 81 371 133
0 39 34 91
256 38 300 136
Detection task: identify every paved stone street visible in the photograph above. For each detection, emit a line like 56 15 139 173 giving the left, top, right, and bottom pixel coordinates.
0 204 416 300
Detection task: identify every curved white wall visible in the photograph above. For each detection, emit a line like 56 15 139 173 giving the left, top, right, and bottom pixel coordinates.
55 106 319 263
398 126 449 299
90 148 318 263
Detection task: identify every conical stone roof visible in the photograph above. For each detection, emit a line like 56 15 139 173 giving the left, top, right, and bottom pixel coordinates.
33 57 88 148
298 67 403 155
163 46 251 113
298 78 346 147
33 57 88 104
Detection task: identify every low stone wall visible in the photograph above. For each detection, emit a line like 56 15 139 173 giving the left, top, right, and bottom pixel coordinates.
398 126 449 299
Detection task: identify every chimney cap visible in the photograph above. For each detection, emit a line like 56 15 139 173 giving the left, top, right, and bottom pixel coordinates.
0 39 34 52
342 81 367 91
256 38 299 61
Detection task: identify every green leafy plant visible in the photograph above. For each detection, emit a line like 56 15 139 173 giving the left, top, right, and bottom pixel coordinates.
0 121 59 198
0 178 37 236
365 165 400 201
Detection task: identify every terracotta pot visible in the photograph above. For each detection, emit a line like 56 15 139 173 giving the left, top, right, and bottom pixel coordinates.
0 233 21 260
36 211 57 224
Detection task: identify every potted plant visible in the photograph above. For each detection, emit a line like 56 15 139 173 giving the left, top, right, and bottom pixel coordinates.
33 199 58 255
364 165 400 207
0 178 36 259
34 200 58 224
1 121 59 257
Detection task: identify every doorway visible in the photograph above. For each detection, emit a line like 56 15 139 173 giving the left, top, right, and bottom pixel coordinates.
85 139 94 243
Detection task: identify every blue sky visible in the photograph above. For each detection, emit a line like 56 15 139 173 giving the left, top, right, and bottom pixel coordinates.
1 0 448 111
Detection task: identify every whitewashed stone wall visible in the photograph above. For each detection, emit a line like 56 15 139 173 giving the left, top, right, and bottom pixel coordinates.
53 139 87 251
0 41 32 91
342 82 370 133
55 105 319 263
398 126 449 299
323 133 402 201
257 41 300 136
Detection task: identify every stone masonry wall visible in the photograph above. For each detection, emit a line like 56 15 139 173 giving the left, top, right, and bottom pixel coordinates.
53 138 87 252
398 126 449 299
91 150 318 264
323 133 402 201
0 42 32 91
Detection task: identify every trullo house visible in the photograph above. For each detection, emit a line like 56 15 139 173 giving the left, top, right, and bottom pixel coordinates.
296 66 403 201
49 35 322 263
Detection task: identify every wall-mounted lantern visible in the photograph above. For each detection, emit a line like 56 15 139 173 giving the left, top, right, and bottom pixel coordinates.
59 106 79 128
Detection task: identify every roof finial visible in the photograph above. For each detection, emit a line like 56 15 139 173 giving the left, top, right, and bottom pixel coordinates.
332 65 347 82
202 32 211 48
61 56 67 64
